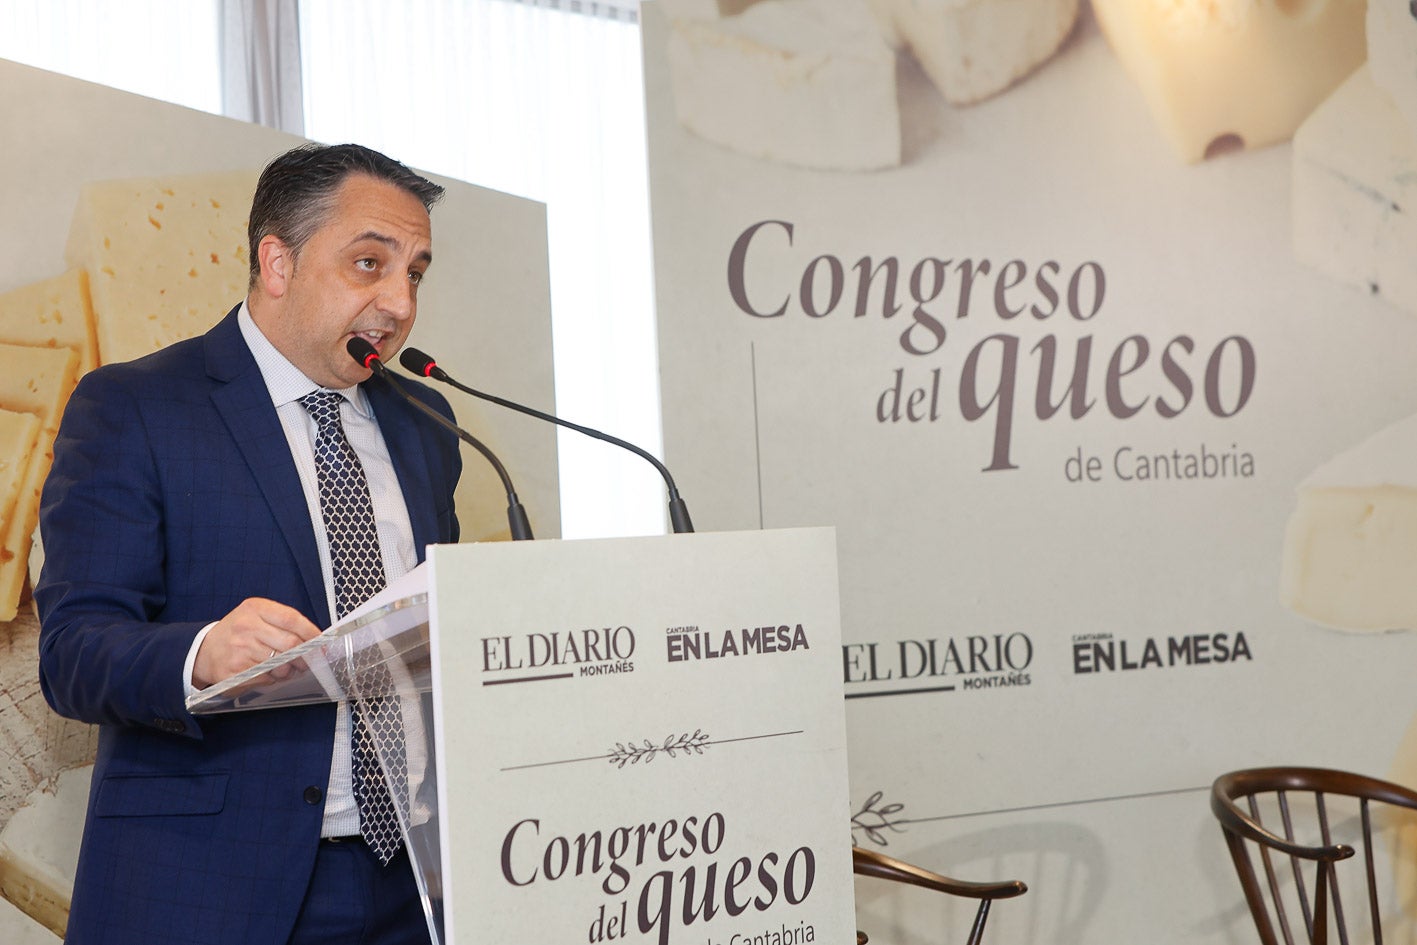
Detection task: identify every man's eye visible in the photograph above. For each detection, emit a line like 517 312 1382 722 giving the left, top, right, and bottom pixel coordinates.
409 271 425 286
356 258 377 271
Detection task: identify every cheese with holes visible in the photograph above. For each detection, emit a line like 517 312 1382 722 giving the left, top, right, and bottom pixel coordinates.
0 410 41 548
1092 0 1366 162
1369 0 1417 136
65 170 258 366
0 270 97 374
666 0 901 170
1280 411 1417 632
868 0 1079 105
27 526 43 610
0 344 79 622
1293 67 1417 318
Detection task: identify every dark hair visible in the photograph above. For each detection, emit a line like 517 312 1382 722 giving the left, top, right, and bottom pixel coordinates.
247 143 445 286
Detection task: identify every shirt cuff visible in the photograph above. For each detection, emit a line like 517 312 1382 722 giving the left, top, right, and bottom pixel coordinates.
183 622 219 698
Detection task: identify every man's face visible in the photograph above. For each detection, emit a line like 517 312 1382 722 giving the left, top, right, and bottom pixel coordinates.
262 173 433 389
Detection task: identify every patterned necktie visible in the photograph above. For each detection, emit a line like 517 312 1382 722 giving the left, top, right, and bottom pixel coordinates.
300 389 405 865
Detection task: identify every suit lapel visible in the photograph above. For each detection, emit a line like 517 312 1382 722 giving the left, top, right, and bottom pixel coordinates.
365 377 439 563
204 309 332 627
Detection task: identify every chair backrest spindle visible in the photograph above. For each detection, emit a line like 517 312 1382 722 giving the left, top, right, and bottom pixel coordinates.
1212 767 1417 945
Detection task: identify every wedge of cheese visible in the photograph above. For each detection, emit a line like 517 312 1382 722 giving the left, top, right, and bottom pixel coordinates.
65 169 258 366
0 344 79 622
0 897 59 945
659 0 764 17
27 526 43 612
0 409 42 546
0 765 89 938
1369 0 1417 137
1387 709 1417 927
1293 67 1417 319
1092 0 1366 163
0 270 97 375
666 0 902 171
868 0 1079 106
1280 411 1417 633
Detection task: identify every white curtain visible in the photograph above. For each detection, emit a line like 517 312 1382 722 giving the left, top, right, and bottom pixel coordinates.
300 0 662 539
220 0 304 133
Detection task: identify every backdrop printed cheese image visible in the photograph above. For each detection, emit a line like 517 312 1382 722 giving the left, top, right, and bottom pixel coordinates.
1281 412 1417 634
1386 704 1417 930
659 0 1081 170
656 0 1370 171
1293 65 1417 321
65 170 260 366
642 1 1417 942
1091 0 1366 162
0 169 259 627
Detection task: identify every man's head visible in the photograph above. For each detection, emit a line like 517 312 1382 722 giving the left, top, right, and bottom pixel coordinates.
247 143 444 287
246 144 445 389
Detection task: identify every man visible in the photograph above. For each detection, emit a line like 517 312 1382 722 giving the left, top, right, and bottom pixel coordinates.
36 143 460 945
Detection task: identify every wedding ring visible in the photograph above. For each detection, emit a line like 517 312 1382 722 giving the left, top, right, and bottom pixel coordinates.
268 648 277 660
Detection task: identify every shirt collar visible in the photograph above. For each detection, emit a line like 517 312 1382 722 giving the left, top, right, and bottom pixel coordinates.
237 301 372 418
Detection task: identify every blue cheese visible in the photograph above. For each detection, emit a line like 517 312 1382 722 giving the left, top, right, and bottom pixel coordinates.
1293 66 1417 319
1368 0 1417 137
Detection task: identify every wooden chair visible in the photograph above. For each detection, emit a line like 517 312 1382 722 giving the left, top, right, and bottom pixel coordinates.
852 846 1027 945
1211 766 1417 945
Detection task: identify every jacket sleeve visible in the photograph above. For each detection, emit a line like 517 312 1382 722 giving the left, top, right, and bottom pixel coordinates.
35 369 205 737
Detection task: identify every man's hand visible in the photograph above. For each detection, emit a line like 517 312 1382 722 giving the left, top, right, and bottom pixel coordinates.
192 598 323 689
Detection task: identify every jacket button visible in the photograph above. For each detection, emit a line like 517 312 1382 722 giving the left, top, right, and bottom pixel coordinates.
303 786 323 805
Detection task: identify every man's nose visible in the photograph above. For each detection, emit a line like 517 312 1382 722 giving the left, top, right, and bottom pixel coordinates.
380 274 416 320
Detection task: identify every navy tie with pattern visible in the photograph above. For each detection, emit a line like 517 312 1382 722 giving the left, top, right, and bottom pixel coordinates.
300 389 405 865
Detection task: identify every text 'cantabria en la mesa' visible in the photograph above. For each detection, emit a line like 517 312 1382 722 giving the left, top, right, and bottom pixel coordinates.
500 813 817 945
726 220 1257 473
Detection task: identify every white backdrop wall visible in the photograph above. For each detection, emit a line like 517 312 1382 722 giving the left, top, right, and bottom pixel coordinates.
642 4 1417 945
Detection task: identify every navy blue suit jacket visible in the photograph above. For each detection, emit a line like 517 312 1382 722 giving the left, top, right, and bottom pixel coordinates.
36 307 461 944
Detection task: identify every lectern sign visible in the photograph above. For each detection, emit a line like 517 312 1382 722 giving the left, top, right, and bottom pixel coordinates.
427 529 853 945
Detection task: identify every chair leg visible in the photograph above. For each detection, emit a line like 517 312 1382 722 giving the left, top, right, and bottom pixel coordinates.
965 899 992 945
1313 861 1330 945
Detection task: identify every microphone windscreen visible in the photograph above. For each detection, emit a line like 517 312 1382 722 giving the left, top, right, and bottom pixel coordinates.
399 347 437 377
347 337 381 368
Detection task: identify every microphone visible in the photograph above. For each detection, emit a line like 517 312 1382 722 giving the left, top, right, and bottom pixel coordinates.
399 347 693 534
347 338 533 541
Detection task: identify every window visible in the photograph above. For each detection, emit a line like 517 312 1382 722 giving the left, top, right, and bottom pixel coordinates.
1 0 661 537
0 0 221 114
301 0 662 537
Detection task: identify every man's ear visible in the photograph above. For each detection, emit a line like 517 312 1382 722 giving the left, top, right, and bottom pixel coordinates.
256 234 294 298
